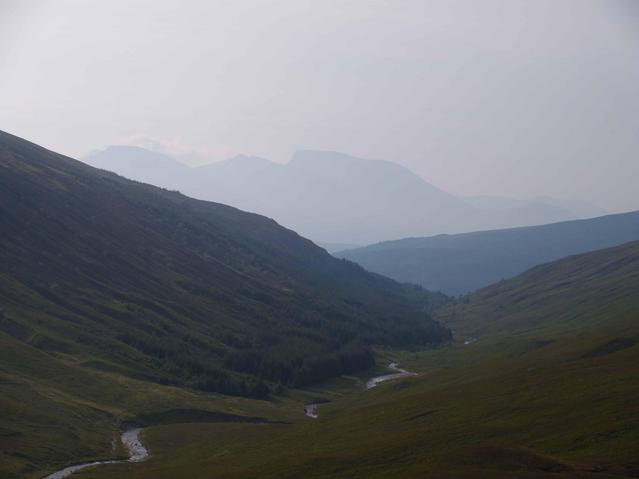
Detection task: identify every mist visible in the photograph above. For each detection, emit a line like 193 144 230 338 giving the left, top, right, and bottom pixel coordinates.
1 0 638 212
3 2 639 476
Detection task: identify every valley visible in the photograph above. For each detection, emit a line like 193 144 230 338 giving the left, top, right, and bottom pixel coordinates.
73 243 639 479
0 131 449 478
43 428 148 479
42 363 419 478
3 4 638 478
1 131 637 479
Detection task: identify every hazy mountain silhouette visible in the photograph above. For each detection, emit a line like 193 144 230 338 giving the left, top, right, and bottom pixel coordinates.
84 147 605 244
338 211 639 295
463 195 606 226
86 145 192 189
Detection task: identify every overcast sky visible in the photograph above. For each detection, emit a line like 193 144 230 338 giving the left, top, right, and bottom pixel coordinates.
1 0 637 212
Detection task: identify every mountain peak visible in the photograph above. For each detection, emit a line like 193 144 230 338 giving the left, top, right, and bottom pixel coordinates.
88 144 177 162
82 145 190 188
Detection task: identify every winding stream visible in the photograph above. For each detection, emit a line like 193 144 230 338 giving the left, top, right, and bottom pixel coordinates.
46 363 416 476
305 362 417 418
304 403 319 418
43 428 149 479
365 362 417 389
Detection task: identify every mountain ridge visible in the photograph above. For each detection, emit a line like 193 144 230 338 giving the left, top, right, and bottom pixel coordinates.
338 210 639 295
83 146 604 244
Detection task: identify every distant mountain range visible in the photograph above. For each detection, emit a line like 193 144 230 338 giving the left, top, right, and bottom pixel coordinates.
338 211 639 295
84 146 605 245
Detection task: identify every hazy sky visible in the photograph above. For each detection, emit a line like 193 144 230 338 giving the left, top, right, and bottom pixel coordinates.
1 0 638 212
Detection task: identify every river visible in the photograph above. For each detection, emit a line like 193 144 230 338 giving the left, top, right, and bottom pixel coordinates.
365 362 417 389
46 363 415 476
305 362 417 418
43 428 148 479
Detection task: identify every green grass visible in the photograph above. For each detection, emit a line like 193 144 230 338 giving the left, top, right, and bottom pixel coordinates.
0 329 309 479
0 130 449 477
77 242 639 478
0 128 450 402
433 240 639 338
77 325 639 479
2 131 639 478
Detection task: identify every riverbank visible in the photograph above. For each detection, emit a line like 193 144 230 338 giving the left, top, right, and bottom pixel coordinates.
43 428 148 479
365 362 417 389
304 362 417 418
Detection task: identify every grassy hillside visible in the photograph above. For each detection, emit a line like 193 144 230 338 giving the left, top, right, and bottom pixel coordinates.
81 241 639 478
0 131 449 477
435 240 639 338
338 211 639 295
0 330 297 479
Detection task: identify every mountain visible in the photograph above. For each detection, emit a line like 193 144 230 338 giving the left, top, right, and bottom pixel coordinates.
436 239 639 337
463 195 606 226
338 211 639 295
85 145 192 190
0 131 450 476
527 196 607 218
0 130 451 392
81 242 639 478
83 147 603 244
315 242 364 254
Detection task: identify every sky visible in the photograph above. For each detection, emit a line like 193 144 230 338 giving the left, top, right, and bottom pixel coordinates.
1 0 638 212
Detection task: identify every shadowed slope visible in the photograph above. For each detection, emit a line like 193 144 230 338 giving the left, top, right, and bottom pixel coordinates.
0 131 449 477
0 130 450 394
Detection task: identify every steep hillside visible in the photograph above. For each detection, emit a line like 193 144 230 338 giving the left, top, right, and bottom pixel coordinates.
83 147 600 244
0 130 450 393
435 240 639 338
81 241 639 479
0 131 450 476
339 211 639 295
